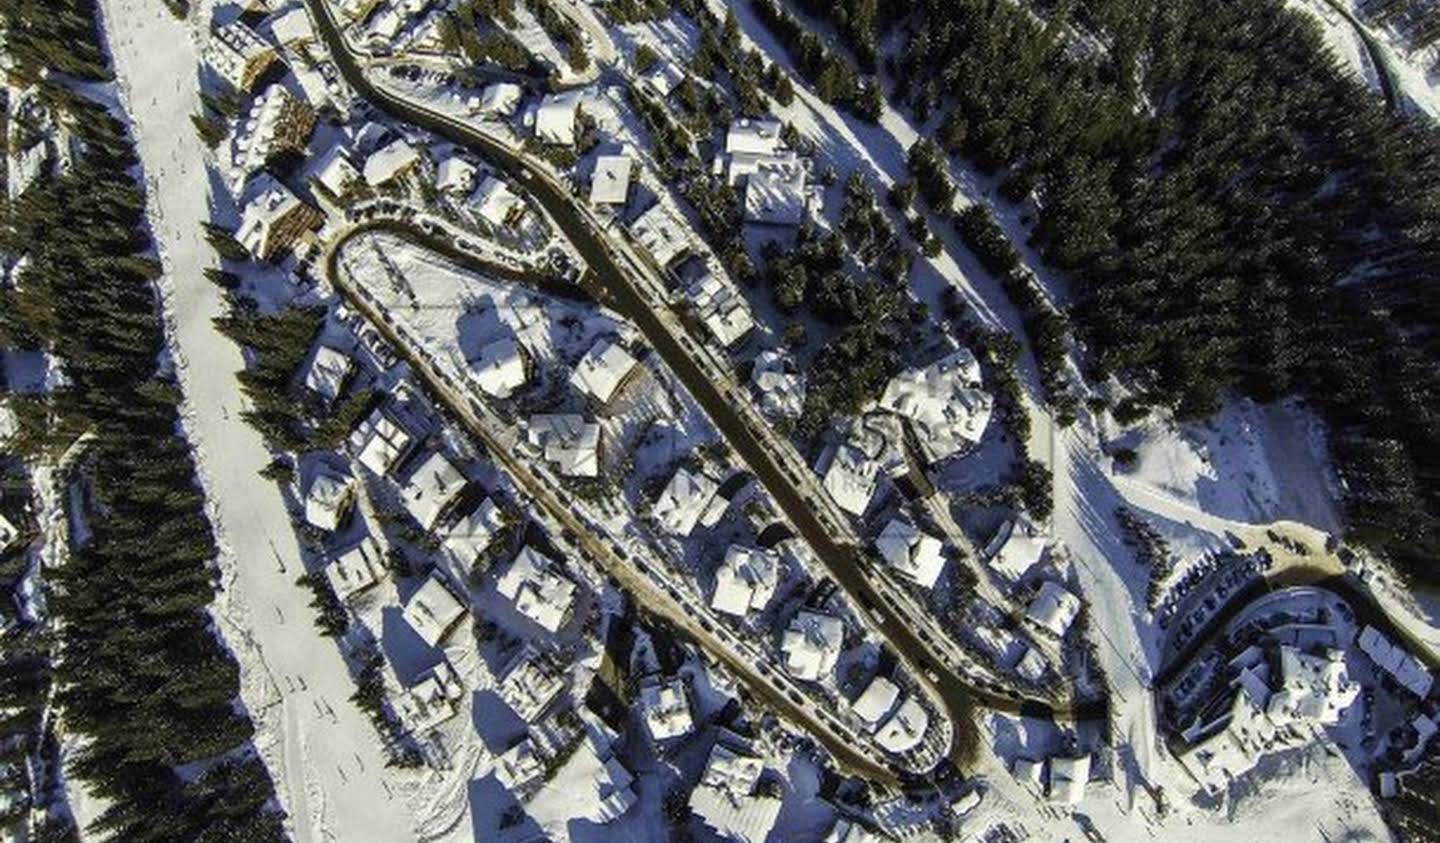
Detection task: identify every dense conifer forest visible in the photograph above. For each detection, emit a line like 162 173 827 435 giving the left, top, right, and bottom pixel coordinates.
0 0 285 838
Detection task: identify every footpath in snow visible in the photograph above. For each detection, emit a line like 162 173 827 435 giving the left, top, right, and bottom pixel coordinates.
96 1 420 840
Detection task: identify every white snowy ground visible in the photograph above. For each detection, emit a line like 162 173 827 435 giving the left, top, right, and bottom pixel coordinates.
94 1 420 840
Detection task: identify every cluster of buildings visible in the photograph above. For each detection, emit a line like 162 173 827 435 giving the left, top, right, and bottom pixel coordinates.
1176 641 1361 791
714 118 819 227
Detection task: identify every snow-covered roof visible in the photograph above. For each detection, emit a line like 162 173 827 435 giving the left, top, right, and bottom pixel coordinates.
781 611 844 681
819 443 880 518
237 173 318 261
874 519 946 590
1026 580 1081 638
300 343 352 404
1267 646 1358 727
687 271 755 347
725 118 782 156
496 546 576 633
875 696 929 755
744 167 807 226
639 61 684 99
205 19 276 91
436 156 478 195
1015 646 1047 682
879 348 993 463
264 5 315 45
688 745 782 843
500 648 565 721
985 519 1047 581
711 545 780 617
569 338 639 405
639 678 694 741
469 336 527 398
852 676 901 729
351 407 414 476
402 574 467 647
1358 626 1433 697
653 467 720 536
751 350 805 418
477 82 522 117
363 138 422 186
399 450 467 529
494 738 545 792
304 468 354 533
471 174 525 227
589 154 633 206
325 536 382 601
527 414 601 477
1047 755 1090 805
398 660 463 732
228 85 314 187
534 92 580 145
628 201 689 266
312 144 361 197
441 496 503 571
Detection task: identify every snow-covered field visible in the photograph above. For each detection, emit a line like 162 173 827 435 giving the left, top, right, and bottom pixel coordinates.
95 1 420 840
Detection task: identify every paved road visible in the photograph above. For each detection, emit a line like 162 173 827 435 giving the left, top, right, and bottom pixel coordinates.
299 0 1113 771
323 223 912 784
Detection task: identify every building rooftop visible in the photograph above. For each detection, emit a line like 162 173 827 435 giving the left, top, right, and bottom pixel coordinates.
204 19 276 92
751 350 805 419
985 519 1047 581
875 696 929 755
527 414 601 477
351 407 414 476
402 574 467 648
653 467 720 536
818 442 881 518
629 201 690 267
687 271 755 347
852 675 901 730
711 544 780 617
688 744 782 843
398 660 464 733
781 611 844 682
440 496 504 572
399 450 467 529
725 119 783 157
1358 626 1434 697
744 167 808 226
471 175 526 228
496 546 577 634
363 138 422 186
874 519 946 590
469 335 527 398
312 144 361 198
879 348 993 463
534 92 581 145
436 156 478 195
589 154 634 206
639 677 694 741
1026 580 1081 638
500 647 566 721
570 338 639 405
300 343 352 404
478 82 523 117
237 173 318 261
304 468 355 533
325 535 383 602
